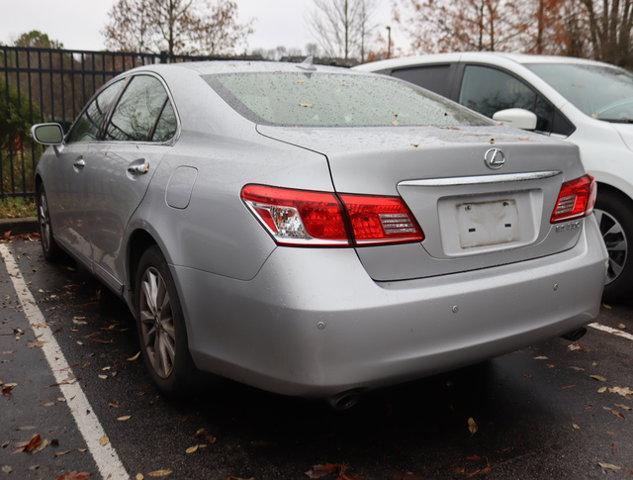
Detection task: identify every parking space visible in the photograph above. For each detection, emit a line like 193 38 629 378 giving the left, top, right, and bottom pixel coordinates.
1 236 632 479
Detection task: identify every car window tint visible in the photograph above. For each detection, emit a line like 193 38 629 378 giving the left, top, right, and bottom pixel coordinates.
151 100 177 142
459 65 536 118
391 65 452 97
205 72 491 128
66 80 124 143
105 75 169 141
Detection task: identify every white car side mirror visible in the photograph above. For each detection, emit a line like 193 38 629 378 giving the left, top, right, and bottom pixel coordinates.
492 108 538 131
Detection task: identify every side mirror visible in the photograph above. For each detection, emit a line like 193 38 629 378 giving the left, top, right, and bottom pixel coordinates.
31 123 64 146
492 108 538 131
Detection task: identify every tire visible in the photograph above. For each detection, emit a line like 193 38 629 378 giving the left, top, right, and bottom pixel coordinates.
595 190 633 302
37 185 63 262
134 245 196 395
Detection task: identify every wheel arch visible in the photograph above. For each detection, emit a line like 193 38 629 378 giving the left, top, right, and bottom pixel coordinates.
596 181 633 208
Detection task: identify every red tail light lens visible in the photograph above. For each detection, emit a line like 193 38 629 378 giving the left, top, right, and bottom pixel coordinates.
241 185 349 246
550 174 597 223
241 184 424 247
339 194 424 245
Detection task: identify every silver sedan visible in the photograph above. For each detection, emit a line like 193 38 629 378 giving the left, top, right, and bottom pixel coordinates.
31 61 607 405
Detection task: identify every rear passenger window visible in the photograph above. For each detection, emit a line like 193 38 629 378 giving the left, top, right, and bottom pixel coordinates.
151 101 178 142
391 65 452 97
105 75 175 142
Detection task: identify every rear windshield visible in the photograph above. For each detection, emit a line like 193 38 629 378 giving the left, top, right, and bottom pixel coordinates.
204 71 491 128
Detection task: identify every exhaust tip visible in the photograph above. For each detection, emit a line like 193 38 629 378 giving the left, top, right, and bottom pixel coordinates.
327 389 364 410
561 327 587 342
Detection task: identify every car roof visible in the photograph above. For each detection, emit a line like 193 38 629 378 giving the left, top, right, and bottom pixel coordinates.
129 60 361 76
354 52 613 71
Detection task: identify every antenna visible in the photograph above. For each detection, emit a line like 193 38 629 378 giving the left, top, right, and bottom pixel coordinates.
296 55 317 71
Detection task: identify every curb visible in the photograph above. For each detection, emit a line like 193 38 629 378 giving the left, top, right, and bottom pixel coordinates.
0 217 38 236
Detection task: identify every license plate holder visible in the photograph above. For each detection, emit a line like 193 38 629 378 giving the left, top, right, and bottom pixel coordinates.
457 199 519 248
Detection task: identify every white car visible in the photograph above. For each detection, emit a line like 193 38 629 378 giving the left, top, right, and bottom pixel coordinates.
357 53 633 301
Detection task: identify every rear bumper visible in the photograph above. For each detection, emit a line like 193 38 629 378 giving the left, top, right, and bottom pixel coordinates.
174 216 607 397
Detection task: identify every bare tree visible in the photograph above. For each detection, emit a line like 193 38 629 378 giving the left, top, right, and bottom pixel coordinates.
394 0 525 53
578 0 633 66
103 0 252 56
308 0 376 61
305 42 320 56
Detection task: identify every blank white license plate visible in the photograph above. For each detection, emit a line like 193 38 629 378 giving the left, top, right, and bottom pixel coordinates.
457 199 519 248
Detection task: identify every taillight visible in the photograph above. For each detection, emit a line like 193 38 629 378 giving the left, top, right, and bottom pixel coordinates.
550 174 597 223
339 194 424 245
240 184 424 247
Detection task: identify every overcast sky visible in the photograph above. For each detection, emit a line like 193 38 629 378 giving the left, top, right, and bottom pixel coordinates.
0 0 400 52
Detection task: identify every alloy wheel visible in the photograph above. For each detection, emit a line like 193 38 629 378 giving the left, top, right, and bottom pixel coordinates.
594 208 628 284
139 267 176 378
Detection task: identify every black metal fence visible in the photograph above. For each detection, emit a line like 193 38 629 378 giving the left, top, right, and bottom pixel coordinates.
0 46 260 198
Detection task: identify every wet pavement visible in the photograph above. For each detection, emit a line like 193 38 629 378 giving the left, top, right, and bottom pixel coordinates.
1 236 632 480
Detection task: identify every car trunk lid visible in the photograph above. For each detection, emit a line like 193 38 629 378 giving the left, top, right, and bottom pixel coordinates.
257 124 587 281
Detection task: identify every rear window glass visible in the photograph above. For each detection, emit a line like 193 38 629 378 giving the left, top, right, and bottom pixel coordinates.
203 72 491 128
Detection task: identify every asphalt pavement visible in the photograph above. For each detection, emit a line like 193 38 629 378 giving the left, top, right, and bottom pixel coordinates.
1 236 632 480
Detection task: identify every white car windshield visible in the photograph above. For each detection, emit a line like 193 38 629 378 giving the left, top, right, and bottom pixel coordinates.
528 62 633 123
205 71 491 128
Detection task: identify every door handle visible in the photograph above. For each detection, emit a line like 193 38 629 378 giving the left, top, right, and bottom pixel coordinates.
127 159 150 175
73 158 85 169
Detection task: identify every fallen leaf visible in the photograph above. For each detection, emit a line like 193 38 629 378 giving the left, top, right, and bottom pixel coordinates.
608 386 633 398
603 406 625 419
590 374 607 382
602 303 612 310
72 317 87 325
598 462 621 471
467 417 478 435
127 352 141 362
136 474 144 480
305 464 342 479
1 465 12 474
618 323 626 329
567 343 582 351
533 355 548 360
185 445 198 454
147 469 172 477
615 403 632 411
54 450 72 457
18 434 43 453
572 423 580 430
27 340 46 348
1 383 17 397
56 472 91 480
598 387 608 393
194 428 217 445
98 375 108 380
98 435 109 446
117 415 131 422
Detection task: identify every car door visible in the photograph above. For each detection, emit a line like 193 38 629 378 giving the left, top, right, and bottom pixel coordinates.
47 79 125 264
457 64 575 136
85 74 178 290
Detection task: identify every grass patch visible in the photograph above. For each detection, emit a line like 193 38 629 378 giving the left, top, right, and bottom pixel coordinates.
0 196 36 219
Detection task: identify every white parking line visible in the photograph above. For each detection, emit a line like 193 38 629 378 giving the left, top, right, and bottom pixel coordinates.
0 244 129 480
589 322 633 342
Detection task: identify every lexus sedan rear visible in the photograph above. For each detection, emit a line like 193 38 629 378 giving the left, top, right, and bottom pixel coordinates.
31 62 608 401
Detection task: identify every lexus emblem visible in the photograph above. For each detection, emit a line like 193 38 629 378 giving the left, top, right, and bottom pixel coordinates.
484 148 506 169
